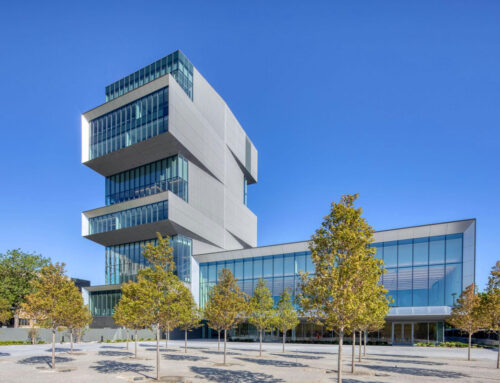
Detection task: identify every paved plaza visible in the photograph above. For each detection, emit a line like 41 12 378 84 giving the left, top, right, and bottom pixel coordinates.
0 340 498 382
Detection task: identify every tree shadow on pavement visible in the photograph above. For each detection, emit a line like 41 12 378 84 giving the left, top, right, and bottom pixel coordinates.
236 357 308 368
145 348 177 352
45 347 82 353
190 366 284 383
18 356 74 368
202 350 241 355
366 357 446 366
0 352 10 356
163 354 208 361
360 364 467 378
293 350 337 355
271 353 323 360
90 360 153 378
370 353 425 359
100 345 126 349
98 350 134 357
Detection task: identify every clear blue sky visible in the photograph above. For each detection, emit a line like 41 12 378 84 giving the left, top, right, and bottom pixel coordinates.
0 1 498 289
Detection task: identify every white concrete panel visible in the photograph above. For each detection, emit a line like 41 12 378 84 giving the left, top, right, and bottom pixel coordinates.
224 146 244 202
188 162 225 226
81 115 90 163
463 220 476 287
224 191 257 248
191 257 200 305
192 69 226 140
169 78 225 183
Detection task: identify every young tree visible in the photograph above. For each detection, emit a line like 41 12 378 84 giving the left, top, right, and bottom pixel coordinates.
360 285 390 358
0 250 49 327
139 233 184 380
114 280 150 357
177 286 202 353
23 263 75 369
248 278 275 356
298 194 383 383
62 284 92 354
0 297 12 325
447 283 484 361
480 261 500 368
208 268 248 365
204 289 226 351
273 289 299 353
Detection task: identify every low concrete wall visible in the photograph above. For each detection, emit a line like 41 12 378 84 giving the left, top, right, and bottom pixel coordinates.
0 327 155 343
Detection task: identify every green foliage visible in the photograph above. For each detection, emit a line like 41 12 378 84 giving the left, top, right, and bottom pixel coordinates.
0 297 11 324
248 279 275 332
177 285 202 332
22 263 76 331
447 283 484 335
298 194 385 382
205 268 248 332
114 280 151 330
480 261 500 332
273 289 299 334
0 249 50 318
0 340 46 345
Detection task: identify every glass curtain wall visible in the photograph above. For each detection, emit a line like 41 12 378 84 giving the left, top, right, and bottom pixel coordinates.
105 155 188 205
105 235 192 285
89 290 121 317
88 200 168 235
199 251 314 308
373 233 463 307
105 50 193 102
89 87 168 160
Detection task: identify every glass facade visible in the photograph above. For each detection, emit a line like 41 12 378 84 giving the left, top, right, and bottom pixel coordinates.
89 87 169 160
199 251 314 308
89 289 121 317
105 235 192 285
105 155 188 205
88 200 168 235
243 177 248 206
374 233 463 307
105 50 193 102
199 233 464 309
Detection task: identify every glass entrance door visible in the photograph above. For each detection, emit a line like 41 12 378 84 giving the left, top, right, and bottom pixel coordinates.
393 323 413 345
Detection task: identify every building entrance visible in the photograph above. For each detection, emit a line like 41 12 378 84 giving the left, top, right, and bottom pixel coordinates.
393 323 412 345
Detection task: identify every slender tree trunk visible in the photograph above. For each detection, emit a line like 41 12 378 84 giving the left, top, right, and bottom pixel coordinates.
165 325 169 348
338 329 344 383
134 329 138 358
363 330 367 356
283 330 286 353
70 331 74 354
126 329 129 350
52 328 56 369
497 331 500 369
31 326 35 345
351 331 355 373
156 325 160 380
358 331 361 362
223 329 227 365
259 329 262 357
217 330 221 351
185 329 188 353
14 312 19 328
468 333 471 361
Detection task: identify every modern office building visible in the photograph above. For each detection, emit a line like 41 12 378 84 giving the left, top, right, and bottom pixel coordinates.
81 50 476 344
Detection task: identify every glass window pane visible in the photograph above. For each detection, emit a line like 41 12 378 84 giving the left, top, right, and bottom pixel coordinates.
253 259 263 279
397 267 412 307
208 263 216 283
446 234 463 264
244 259 253 279
284 255 294 276
429 236 445 265
445 263 462 306
295 254 306 274
373 243 383 260
263 257 273 278
413 237 429 266
384 241 397 268
384 268 398 306
225 260 235 275
429 264 445 305
234 260 243 280
413 265 428 306
306 253 315 274
398 240 412 267
273 255 283 277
